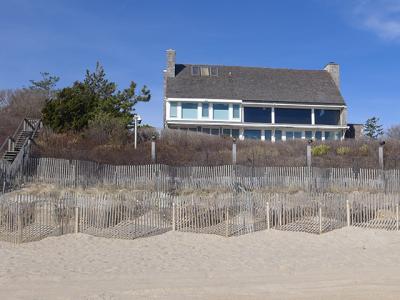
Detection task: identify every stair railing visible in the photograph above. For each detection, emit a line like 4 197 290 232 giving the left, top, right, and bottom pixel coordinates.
8 119 42 175
0 118 40 157
0 118 25 156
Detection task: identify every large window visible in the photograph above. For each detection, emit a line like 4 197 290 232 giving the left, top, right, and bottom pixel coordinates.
244 129 261 140
305 131 313 140
335 131 341 140
202 103 209 118
315 109 340 125
315 131 322 140
169 102 177 118
233 104 240 119
286 131 302 140
181 103 198 119
244 107 271 123
325 131 334 140
202 128 211 134
264 130 272 141
222 128 231 136
213 104 229 120
211 128 220 135
275 130 282 141
275 108 311 124
232 129 239 138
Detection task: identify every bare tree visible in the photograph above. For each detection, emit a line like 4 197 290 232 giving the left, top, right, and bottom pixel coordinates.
0 89 47 145
0 89 13 108
387 125 400 140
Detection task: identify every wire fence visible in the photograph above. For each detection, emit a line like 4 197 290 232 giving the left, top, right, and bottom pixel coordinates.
1 192 399 244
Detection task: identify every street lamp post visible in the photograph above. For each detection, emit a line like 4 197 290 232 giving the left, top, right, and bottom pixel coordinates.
133 114 142 149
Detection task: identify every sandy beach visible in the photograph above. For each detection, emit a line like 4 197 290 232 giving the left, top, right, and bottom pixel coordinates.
1 228 400 300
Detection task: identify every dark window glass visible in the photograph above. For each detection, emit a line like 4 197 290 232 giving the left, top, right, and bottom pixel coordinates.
202 128 211 134
211 128 220 135
275 108 311 124
275 130 282 141
294 131 302 139
315 131 322 140
222 129 231 136
188 128 197 132
213 104 229 120
244 129 261 140
335 131 341 140
315 109 340 125
305 131 313 140
264 130 272 141
169 102 177 118
232 129 239 138
210 67 218 76
191 66 200 76
286 131 294 140
325 131 334 140
244 107 271 123
202 103 209 118
181 102 198 119
233 104 240 119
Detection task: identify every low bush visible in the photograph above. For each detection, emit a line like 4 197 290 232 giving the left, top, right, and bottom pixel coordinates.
312 144 330 156
359 144 369 156
336 146 351 155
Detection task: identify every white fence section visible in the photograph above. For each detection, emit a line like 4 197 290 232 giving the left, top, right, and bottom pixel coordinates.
1 192 399 244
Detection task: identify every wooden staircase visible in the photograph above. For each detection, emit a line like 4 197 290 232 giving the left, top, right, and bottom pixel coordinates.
1 118 41 164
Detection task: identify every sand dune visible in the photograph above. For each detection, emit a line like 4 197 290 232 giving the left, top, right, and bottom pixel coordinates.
1 228 400 299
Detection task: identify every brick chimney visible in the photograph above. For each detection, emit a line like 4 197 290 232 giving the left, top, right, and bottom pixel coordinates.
166 49 176 78
324 62 340 89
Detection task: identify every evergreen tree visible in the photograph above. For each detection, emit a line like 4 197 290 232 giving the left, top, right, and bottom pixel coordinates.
29 72 60 99
42 63 150 132
363 117 384 139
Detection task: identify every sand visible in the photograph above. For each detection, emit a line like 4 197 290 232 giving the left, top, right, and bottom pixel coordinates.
1 228 400 300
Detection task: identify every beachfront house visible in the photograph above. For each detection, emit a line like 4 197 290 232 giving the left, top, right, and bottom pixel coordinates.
163 49 348 141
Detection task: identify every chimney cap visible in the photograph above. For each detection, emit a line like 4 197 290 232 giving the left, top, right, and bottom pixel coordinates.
325 62 338 66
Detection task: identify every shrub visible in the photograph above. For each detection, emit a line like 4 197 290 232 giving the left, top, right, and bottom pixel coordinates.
86 113 128 145
336 146 351 155
41 63 150 133
312 144 330 156
359 144 369 156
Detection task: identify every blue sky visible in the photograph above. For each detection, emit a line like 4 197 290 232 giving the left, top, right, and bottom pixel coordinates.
0 0 399 128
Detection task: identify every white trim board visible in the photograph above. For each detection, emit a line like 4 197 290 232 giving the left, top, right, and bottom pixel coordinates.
166 98 346 109
166 120 348 130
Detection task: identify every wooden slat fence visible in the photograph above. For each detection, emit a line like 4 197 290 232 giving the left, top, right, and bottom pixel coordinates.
2 191 398 244
2 157 397 193
173 193 348 236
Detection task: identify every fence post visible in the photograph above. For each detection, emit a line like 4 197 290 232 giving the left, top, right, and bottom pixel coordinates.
318 205 322 234
74 206 79 234
151 135 156 163
232 138 237 165
379 142 385 170
8 138 12 152
225 206 229 237
266 202 270 230
346 199 350 227
172 202 176 231
307 140 313 168
18 205 23 244
396 204 399 231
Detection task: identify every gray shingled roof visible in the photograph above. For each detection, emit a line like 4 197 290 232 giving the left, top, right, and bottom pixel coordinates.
166 64 345 105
